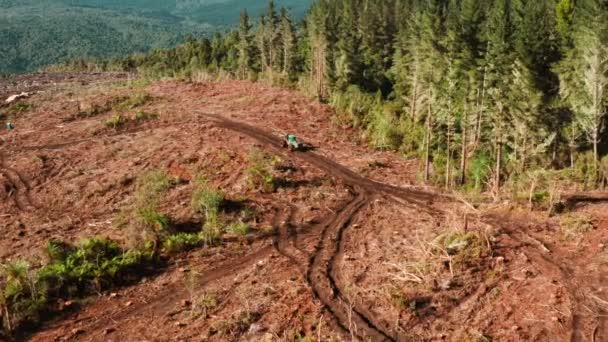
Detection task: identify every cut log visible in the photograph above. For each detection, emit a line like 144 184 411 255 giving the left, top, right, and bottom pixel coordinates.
5 92 30 104
561 192 608 205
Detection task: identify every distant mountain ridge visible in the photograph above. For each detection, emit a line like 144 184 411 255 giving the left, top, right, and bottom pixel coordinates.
0 0 311 74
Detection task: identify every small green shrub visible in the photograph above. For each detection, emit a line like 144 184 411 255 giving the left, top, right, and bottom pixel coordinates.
164 233 203 253
434 230 486 269
201 214 222 245
531 190 550 208
246 148 277 193
561 214 594 240
0 259 46 333
467 152 492 191
571 152 598 188
135 111 158 121
6 103 31 116
115 93 152 111
123 170 173 248
365 105 402 151
136 207 170 232
45 239 73 263
1 238 156 334
227 221 250 236
191 176 224 218
399 117 425 159
77 104 104 118
105 114 126 128
196 293 218 319
191 175 226 245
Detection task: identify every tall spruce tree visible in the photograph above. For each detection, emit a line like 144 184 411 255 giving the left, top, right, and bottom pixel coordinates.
280 8 297 79
237 10 253 79
558 0 608 177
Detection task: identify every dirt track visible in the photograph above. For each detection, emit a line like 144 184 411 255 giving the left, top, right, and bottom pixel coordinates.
205 114 445 340
3 77 608 341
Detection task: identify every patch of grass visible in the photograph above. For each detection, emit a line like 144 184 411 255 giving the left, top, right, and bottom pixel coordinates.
465 331 493 342
134 111 158 121
123 170 173 249
191 176 224 219
388 228 492 292
227 221 250 236
388 288 430 317
389 287 408 309
247 148 277 193
201 215 222 246
212 308 262 339
76 98 124 118
434 230 486 269
164 233 203 253
191 175 225 245
105 114 127 129
561 214 594 240
6 102 31 116
195 292 218 319
115 93 152 111
104 110 158 129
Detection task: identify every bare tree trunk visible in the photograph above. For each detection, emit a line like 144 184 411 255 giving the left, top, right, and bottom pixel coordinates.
460 117 468 185
474 67 487 149
410 66 418 121
569 128 576 169
594 134 599 180
446 102 452 189
494 121 502 196
425 99 433 183
521 135 528 174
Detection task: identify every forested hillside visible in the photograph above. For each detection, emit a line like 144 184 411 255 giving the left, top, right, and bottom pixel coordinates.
57 0 608 200
0 0 310 73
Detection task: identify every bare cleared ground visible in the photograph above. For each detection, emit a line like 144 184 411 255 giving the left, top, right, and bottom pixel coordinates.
1 74 608 341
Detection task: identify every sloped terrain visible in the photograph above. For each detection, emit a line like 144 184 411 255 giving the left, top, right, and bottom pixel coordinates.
2 75 608 341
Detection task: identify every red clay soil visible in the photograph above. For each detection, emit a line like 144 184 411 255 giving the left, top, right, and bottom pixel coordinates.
1 75 608 341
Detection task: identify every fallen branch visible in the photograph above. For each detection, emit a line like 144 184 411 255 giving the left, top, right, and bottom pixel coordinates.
561 192 608 205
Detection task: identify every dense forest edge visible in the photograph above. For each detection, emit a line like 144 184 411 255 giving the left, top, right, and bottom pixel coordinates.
43 0 608 208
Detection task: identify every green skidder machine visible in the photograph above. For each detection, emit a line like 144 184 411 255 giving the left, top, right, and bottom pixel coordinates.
282 133 300 151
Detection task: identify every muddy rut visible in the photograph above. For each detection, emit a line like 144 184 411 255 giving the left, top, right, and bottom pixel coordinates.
206 114 447 341
0 151 39 211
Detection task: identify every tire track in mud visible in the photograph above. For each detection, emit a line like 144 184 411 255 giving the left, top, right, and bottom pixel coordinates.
307 190 394 341
0 151 39 211
484 214 604 342
205 114 445 340
273 204 309 272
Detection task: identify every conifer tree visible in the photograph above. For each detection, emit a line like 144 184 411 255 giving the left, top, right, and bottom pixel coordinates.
482 0 516 194
334 0 361 91
280 8 297 79
237 10 253 79
558 1 608 177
